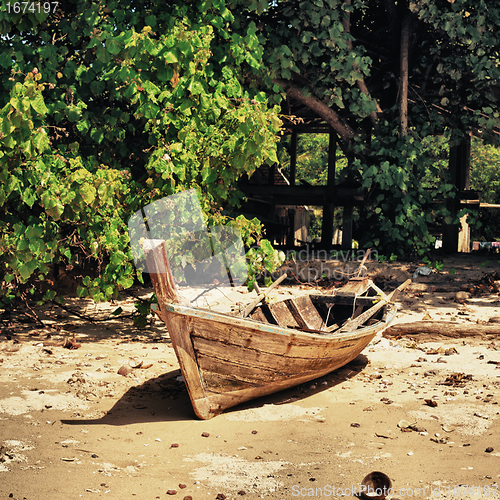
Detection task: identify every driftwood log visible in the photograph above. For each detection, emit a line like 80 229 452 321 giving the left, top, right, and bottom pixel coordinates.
383 320 500 340
383 281 464 293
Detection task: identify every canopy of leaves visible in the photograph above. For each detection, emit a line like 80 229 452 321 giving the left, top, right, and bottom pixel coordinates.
236 0 500 254
0 0 282 305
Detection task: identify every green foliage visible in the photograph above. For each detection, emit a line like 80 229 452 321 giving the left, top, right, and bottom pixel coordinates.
208 210 285 289
278 133 348 186
245 239 286 290
354 129 455 256
241 0 500 256
0 1 282 308
421 257 443 272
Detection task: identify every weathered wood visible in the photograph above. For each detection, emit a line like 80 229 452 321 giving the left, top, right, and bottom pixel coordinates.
159 298 395 418
335 276 371 297
241 273 288 317
284 295 324 330
337 279 411 333
249 308 269 323
268 300 300 329
337 298 387 333
356 248 371 277
193 337 349 377
146 243 399 419
144 241 179 305
384 321 500 339
380 281 464 293
389 278 412 302
309 294 377 307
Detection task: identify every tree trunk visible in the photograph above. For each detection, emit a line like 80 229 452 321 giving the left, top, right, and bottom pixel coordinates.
399 15 412 136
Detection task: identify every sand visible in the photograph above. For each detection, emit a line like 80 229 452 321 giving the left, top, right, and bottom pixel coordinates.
1 254 500 499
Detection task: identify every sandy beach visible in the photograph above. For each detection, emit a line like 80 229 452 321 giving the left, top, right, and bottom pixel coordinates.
1 254 500 499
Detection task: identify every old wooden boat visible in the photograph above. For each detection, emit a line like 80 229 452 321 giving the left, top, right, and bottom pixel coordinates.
144 239 408 420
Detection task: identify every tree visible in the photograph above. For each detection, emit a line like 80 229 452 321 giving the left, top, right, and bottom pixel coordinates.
0 1 282 308
237 0 500 254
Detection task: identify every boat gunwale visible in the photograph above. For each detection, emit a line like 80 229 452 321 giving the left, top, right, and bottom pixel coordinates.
160 301 397 341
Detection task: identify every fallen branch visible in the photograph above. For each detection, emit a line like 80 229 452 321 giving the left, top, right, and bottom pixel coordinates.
384 321 500 339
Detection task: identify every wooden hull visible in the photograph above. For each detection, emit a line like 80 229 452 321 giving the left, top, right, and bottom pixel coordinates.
155 302 396 419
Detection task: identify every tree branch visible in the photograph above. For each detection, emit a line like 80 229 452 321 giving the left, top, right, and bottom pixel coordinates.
273 79 355 145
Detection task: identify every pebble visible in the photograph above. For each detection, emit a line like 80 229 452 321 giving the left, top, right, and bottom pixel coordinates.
183 497 193 500
170 443 179 448
251 430 258 434
201 432 210 437
350 422 360 428
117 365 133 377
474 412 489 419
398 420 412 429
166 490 177 495
216 494 226 500
179 484 187 489
411 425 427 433
486 447 494 453
407 451 413 456
455 291 470 301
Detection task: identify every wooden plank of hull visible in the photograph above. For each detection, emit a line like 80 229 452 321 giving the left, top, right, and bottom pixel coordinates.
334 277 371 296
193 336 358 375
284 295 325 330
204 361 362 412
196 333 375 415
153 308 212 419
267 301 300 328
161 305 394 418
187 312 377 359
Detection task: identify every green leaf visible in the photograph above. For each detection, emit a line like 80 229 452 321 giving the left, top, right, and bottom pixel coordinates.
31 94 48 115
106 39 122 55
163 51 178 63
79 184 96 204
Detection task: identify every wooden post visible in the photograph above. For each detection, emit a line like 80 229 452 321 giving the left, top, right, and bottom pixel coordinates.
458 214 470 253
341 205 354 250
443 135 471 253
289 129 298 186
321 129 336 249
287 208 296 247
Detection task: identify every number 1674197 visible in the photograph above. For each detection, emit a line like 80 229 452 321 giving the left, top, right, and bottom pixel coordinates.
6 2 59 14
